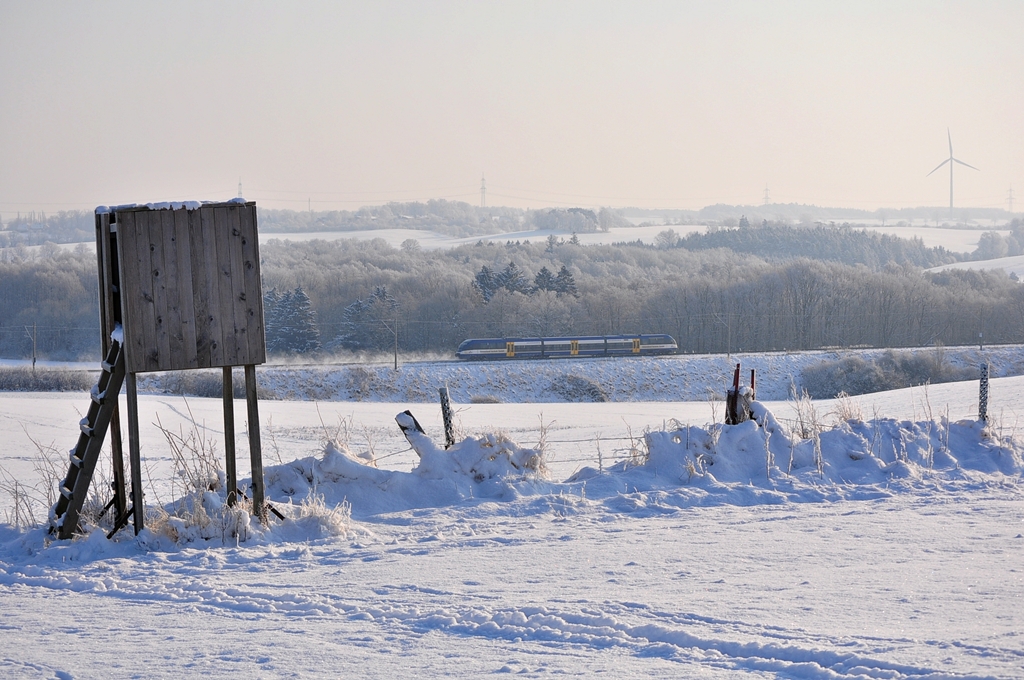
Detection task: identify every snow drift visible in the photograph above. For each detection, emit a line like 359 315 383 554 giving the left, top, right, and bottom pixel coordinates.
262 403 1023 522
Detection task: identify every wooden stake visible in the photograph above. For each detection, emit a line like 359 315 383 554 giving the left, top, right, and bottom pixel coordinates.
244 364 267 523
223 366 237 506
126 372 145 534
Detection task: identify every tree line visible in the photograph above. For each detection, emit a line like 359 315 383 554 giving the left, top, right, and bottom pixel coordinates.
662 221 965 269
1 223 1022 361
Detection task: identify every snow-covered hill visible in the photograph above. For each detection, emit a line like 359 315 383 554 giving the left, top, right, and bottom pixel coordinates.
234 344 1024 404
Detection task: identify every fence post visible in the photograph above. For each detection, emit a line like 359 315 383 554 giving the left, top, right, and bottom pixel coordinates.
439 385 455 449
979 363 989 423
725 363 740 424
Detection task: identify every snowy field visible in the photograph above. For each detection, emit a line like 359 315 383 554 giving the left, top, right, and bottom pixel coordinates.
259 224 1009 254
1 365 1023 678
855 225 1009 253
929 254 1024 279
262 224 699 249
19 221 1011 256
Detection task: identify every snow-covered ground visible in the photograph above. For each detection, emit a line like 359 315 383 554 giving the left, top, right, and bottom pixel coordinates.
929 254 1024 279
1 360 1023 678
260 224 1010 254
16 220 1011 256
856 225 1010 253
169 344 1024 405
261 224 704 250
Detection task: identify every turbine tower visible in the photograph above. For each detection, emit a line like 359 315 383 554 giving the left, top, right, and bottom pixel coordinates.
926 129 978 219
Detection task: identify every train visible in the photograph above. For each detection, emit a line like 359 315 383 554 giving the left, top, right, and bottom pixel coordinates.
455 334 678 360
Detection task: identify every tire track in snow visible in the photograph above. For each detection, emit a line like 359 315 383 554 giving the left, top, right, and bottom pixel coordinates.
0 564 1007 679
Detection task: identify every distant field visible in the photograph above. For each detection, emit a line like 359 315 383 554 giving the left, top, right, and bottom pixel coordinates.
28 221 1009 256
929 252 1024 278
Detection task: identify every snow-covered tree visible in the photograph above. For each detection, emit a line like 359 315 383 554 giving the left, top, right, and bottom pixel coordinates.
473 265 499 302
534 266 556 293
554 265 579 298
332 286 399 351
498 261 531 295
264 287 320 354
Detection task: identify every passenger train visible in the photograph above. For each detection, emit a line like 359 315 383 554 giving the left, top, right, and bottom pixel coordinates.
455 334 678 360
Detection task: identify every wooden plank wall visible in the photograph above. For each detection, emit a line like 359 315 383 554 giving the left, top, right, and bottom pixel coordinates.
115 202 266 373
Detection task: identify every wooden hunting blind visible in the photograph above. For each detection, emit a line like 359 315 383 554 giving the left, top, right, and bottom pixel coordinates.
52 200 271 540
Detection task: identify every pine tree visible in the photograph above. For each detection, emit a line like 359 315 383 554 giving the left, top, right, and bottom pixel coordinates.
332 286 398 351
499 261 531 294
473 265 498 302
554 265 579 298
534 266 556 292
286 287 321 353
262 288 287 353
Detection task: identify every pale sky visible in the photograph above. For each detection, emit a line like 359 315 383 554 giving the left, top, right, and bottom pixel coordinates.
1 1 1021 217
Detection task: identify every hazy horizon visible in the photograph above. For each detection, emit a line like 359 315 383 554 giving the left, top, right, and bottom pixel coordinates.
1 1 1021 218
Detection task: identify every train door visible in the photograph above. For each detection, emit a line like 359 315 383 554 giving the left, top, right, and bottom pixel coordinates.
506 341 515 358
570 340 579 356
632 338 641 353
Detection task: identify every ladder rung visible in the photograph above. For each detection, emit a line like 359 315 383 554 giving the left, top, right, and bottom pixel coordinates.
101 360 114 372
69 451 83 467
61 486 73 500
91 385 106 404
79 418 94 436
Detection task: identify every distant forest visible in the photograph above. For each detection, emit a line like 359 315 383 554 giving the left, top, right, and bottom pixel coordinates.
1 220 1022 360
666 222 964 268
0 202 631 246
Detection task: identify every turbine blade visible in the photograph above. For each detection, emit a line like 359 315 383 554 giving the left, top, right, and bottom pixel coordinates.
948 128 953 156
927 158 951 176
953 158 979 171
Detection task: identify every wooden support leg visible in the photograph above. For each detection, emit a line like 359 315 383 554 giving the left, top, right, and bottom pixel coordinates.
244 364 267 523
110 406 128 521
223 366 237 506
126 372 145 535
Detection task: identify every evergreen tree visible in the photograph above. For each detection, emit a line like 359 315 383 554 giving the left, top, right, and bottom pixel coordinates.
283 287 321 353
499 261 531 294
333 286 398 351
534 266 556 292
473 265 499 302
554 265 579 298
262 288 287 353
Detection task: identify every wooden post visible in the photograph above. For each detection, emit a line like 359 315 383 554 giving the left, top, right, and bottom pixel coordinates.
439 386 455 449
979 363 989 422
244 364 267 523
109 407 128 522
223 366 237 506
395 410 430 458
725 363 740 424
126 372 145 534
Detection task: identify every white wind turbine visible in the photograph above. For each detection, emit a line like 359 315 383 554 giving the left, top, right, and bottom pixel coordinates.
927 129 978 219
